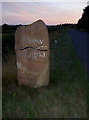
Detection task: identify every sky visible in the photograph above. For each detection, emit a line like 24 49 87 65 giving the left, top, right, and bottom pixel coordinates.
2 1 88 25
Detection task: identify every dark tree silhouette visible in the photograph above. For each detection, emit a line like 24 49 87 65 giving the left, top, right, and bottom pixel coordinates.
2 23 22 33
77 5 89 31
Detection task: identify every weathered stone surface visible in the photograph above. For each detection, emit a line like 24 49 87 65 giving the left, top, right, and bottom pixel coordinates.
15 20 49 88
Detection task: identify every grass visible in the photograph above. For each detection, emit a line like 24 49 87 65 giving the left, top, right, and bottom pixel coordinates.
2 27 87 118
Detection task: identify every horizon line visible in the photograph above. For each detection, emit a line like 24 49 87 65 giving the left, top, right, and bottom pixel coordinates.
1 22 77 26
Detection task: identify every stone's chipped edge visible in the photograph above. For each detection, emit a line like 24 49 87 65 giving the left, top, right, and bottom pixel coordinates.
17 62 22 69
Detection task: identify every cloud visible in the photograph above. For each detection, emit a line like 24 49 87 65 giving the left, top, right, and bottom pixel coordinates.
2 0 88 2
2 2 87 25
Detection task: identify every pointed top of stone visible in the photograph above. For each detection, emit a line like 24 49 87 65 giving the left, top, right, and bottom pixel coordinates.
15 20 49 88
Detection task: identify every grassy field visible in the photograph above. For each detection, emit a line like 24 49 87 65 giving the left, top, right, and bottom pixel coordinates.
2 27 87 118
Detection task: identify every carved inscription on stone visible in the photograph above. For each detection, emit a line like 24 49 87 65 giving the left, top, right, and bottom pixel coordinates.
15 20 49 88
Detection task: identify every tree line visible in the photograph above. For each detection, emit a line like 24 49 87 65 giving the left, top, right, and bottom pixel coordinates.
1 5 89 33
77 5 89 31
